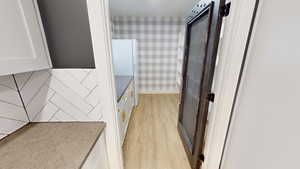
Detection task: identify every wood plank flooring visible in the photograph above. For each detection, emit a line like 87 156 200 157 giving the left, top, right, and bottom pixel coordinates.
123 94 191 169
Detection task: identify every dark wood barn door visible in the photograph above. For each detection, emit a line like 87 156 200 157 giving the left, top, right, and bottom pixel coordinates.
178 0 226 168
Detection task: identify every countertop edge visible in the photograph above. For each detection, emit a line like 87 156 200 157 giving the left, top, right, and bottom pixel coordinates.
29 122 107 169
0 122 106 169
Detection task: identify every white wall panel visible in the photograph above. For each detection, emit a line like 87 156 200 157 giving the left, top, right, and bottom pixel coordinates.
222 1 300 169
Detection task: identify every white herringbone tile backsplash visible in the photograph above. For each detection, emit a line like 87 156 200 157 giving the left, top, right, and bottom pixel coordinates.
0 69 104 140
0 75 29 138
15 69 103 122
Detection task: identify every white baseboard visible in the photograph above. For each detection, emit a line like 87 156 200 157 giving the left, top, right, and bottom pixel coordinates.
139 88 179 94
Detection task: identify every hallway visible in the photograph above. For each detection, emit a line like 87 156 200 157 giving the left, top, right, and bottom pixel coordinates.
123 94 191 169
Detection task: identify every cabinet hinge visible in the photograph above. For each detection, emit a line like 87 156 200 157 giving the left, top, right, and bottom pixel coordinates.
221 2 231 17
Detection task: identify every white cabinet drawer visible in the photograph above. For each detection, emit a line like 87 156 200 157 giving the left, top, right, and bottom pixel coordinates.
117 80 135 145
123 93 134 133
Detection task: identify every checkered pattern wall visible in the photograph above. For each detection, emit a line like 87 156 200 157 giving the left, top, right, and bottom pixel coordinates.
112 16 185 92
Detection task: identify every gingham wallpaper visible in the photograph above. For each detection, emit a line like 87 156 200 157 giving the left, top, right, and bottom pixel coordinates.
112 16 185 93
176 29 186 89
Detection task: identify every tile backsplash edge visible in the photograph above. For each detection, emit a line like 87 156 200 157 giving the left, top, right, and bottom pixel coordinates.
11 74 30 122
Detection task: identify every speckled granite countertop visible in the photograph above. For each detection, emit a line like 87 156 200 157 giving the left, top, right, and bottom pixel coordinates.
115 76 133 101
0 122 106 169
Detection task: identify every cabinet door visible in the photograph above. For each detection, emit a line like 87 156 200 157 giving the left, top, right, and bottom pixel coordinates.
117 96 126 144
0 0 52 76
124 82 134 121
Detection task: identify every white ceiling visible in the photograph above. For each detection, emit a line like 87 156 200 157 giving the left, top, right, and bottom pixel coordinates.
109 0 199 17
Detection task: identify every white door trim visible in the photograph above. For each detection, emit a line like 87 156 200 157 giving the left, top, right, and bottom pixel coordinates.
86 0 124 169
86 0 259 169
202 1 260 169
218 0 265 168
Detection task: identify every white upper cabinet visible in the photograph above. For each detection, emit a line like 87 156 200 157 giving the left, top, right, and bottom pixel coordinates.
0 0 52 76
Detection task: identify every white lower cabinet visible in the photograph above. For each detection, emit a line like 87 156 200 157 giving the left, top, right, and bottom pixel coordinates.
118 81 135 145
82 133 109 169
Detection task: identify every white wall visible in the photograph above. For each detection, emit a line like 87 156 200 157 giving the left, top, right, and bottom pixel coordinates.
87 0 124 168
201 1 258 169
222 1 300 169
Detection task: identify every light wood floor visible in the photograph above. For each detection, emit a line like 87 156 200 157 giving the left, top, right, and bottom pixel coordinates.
123 94 191 169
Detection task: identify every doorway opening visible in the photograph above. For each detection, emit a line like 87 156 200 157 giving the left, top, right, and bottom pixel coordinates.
109 2 193 166
106 0 238 169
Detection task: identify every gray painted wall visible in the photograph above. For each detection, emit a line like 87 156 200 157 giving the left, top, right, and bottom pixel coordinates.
222 1 300 169
37 0 95 68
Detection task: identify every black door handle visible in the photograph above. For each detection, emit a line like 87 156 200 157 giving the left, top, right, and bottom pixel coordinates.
207 93 215 102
